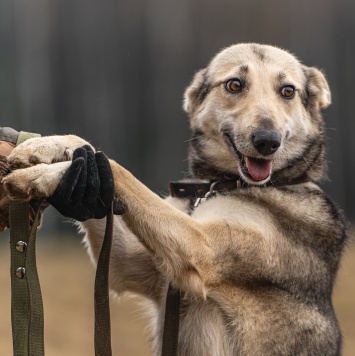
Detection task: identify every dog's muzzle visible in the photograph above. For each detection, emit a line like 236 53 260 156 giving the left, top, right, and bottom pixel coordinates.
223 129 279 183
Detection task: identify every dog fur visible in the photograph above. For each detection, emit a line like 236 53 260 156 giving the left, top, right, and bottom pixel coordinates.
3 43 348 355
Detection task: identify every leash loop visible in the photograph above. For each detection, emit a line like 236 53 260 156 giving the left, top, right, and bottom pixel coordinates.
27 204 45 356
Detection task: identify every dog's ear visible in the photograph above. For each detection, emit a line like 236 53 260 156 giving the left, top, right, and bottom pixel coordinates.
302 66 331 110
183 68 210 115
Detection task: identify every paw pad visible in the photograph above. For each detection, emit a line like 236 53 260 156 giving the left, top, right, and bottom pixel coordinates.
29 156 40 164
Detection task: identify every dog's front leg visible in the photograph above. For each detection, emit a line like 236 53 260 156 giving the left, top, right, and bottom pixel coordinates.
109 160 218 298
80 217 165 302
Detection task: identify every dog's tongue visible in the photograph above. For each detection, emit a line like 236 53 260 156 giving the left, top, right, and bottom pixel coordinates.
245 157 272 181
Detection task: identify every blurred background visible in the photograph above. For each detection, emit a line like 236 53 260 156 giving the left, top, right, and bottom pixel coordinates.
0 0 354 355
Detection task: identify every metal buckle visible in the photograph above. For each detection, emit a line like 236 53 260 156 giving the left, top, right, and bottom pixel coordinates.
194 181 218 208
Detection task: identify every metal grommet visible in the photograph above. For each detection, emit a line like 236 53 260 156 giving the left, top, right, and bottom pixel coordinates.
16 267 26 279
15 241 27 253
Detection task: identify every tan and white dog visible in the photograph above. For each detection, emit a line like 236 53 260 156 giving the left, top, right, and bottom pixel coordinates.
3 43 347 355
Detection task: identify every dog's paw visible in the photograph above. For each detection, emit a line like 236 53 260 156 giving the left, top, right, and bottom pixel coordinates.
2 161 71 201
8 135 93 169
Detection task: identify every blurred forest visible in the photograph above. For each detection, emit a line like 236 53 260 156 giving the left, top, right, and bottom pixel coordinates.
1 0 355 225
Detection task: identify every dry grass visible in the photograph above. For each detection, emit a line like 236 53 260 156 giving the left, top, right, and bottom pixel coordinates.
0 234 354 356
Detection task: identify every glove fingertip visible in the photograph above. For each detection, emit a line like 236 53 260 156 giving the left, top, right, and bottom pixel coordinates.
73 147 88 161
68 157 85 177
95 151 109 164
82 144 95 154
73 156 85 166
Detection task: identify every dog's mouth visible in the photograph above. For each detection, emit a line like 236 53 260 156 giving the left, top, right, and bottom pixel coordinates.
242 156 272 181
223 131 272 183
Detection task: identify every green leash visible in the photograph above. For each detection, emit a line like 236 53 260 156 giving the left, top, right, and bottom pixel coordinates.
9 131 43 356
94 204 114 356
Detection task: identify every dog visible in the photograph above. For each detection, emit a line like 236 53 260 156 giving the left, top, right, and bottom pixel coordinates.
3 43 348 355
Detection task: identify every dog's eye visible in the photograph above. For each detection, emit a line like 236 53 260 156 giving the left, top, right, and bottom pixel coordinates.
225 79 243 93
280 85 295 99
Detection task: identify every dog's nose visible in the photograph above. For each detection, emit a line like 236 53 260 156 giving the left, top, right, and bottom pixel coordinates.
253 130 281 156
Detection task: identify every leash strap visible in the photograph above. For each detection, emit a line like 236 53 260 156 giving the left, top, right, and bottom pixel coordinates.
94 204 114 356
10 201 32 356
9 131 43 356
161 284 180 356
27 206 44 355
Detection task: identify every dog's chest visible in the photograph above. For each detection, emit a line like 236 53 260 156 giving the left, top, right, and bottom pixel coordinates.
178 297 236 356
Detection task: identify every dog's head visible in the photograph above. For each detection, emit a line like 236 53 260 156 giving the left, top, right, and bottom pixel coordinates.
184 43 331 185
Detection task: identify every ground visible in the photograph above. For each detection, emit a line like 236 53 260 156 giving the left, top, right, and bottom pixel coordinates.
0 231 354 356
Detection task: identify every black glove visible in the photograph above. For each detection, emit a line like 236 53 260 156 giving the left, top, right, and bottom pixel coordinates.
48 145 125 221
